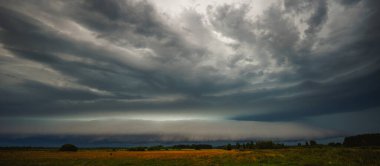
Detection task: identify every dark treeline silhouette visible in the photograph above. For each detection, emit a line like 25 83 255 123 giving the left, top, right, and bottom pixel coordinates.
128 146 147 151
57 134 380 151
256 141 285 149
303 140 318 146
172 144 212 150
2 133 379 151
222 141 285 150
309 140 317 146
344 133 380 147
328 142 342 147
59 144 78 152
148 145 167 151
223 139 330 150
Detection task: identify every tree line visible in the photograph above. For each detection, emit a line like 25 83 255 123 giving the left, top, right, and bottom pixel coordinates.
343 133 380 147
4 133 379 151
125 133 380 151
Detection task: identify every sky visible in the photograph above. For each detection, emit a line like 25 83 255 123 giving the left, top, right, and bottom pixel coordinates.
0 0 380 146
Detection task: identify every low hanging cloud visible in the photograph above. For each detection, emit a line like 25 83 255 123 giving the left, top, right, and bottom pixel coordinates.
0 0 380 142
0 118 337 142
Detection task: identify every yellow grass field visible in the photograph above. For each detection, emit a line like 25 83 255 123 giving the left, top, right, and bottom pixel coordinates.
1 148 380 165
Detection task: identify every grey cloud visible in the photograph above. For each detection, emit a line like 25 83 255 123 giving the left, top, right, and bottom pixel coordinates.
339 0 362 6
207 4 256 43
0 0 379 141
0 118 337 141
304 0 328 35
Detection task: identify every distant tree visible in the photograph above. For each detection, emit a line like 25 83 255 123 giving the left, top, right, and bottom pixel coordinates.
256 141 274 149
309 140 317 146
226 144 232 150
328 142 342 147
59 144 78 152
305 141 309 146
276 143 285 148
236 143 241 149
249 141 255 149
297 143 302 147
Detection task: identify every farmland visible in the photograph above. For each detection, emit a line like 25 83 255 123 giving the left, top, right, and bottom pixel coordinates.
1 147 380 166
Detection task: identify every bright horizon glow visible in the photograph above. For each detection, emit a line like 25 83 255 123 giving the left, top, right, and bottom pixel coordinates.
123 115 213 121
48 114 219 122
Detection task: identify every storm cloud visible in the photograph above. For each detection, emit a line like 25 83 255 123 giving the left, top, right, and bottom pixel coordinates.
0 0 380 144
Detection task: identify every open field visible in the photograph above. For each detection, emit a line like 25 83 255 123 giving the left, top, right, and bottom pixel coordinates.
1 148 380 166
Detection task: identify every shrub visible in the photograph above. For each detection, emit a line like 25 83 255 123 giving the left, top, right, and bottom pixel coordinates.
309 140 317 146
225 144 232 150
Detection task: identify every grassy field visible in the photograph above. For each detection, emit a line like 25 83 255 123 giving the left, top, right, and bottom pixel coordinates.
1 147 380 166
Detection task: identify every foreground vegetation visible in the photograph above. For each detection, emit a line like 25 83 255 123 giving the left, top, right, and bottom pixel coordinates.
1 147 380 166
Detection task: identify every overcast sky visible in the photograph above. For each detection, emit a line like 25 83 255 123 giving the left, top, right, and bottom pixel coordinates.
1 0 380 145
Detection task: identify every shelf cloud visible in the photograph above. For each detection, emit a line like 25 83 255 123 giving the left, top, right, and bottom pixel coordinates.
0 0 379 144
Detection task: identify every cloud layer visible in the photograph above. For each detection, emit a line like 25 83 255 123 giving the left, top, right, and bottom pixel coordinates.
1 0 380 142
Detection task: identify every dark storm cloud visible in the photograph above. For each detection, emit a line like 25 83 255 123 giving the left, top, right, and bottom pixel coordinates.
0 0 240 116
0 0 380 139
305 0 328 35
231 67 380 121
339 0 362 6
